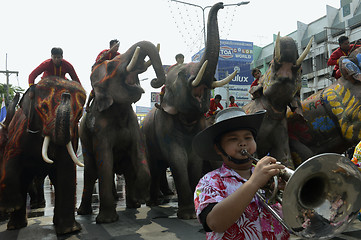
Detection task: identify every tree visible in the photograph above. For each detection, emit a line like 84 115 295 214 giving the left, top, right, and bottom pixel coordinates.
0 83 25 106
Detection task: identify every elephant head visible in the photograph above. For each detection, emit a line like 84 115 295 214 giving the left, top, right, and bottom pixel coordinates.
261 33 313 112
161 2 236 117
90 41 166 112
20 77 86 166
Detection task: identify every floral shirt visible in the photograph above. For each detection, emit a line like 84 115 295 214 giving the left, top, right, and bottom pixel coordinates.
352 141 361 170
194 163 290 240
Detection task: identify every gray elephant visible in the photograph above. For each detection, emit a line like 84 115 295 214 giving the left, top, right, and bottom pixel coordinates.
77 41 166 224
141 3 235 219
0 77 86 235
243 34 313 169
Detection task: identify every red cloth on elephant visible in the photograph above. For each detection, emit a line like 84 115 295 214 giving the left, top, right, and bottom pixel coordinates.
327 44 360 79
28 59 80 86
206 98 223 117
95 49 120 64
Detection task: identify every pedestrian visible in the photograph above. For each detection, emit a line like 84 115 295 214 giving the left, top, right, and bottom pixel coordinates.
94 39 120 66
327 36 361 79
249 68 263 99
193 107 290 239
205 94 223 118
228 96 238 108
28 47 81 86
167 53 184 73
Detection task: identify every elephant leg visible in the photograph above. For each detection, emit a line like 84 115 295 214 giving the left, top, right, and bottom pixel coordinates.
289 138 314 167
29 175 46 209
168 148 196 220
160 169 173 196
52 149 81 235
7 178 29 230
146 159 163 206
77 150 97 215
96 143 118 224
123 165 141 209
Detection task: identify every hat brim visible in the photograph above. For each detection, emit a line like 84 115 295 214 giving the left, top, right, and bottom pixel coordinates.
193 111 266 161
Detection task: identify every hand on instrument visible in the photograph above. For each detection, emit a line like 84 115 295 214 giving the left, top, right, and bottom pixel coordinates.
249 156 285 189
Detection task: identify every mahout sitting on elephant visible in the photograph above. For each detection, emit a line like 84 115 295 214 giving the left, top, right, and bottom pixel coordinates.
0 77 86 235
77 41 165 224
243 33 313 169
288 46 361 166
141 2 236 219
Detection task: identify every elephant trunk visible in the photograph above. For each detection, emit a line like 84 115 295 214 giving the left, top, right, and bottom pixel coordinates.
137 41 166 88
198 2 223 86
54 92 71 145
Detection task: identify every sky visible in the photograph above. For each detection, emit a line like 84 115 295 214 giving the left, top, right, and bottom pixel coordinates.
0 0 341 108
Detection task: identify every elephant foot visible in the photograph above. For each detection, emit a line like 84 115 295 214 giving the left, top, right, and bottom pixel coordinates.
77 203 93 215
96 210 119 224
7 211 27 230
55 220 82 235
160 188 174 196
177 206 196 220
126 201 141 209
30 200 46 209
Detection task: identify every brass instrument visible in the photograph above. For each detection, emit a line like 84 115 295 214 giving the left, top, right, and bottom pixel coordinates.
241 150 361 239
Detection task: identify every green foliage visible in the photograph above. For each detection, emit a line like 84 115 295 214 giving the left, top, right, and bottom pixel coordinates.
0 83 25 105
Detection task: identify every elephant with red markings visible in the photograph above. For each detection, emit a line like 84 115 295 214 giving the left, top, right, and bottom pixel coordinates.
0 77 86 235
77 41 165 224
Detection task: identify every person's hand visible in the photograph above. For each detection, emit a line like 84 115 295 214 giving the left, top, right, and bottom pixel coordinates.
248 156 285 189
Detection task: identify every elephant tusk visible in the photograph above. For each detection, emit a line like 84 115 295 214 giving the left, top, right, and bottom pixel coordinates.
274 32 281 63
296 36 314 66
42 136 54 164
192 60 208 87
126 46 141 72
212 70 237 88
66 142 84 167
144 43 160 69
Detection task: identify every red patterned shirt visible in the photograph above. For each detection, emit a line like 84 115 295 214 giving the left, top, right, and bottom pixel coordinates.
194 163 290 240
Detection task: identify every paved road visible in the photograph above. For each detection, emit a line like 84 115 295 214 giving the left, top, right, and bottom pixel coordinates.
1 167 361 239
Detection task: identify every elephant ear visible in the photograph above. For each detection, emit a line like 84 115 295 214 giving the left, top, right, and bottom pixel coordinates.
91 64 114 112
93 86 113 112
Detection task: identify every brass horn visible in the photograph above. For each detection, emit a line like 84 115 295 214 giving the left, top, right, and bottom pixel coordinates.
242 151 361 239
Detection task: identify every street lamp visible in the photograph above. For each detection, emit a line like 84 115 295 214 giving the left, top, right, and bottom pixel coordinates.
170 0 250 45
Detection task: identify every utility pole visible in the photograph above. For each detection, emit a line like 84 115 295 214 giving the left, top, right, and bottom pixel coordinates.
0 54 18 105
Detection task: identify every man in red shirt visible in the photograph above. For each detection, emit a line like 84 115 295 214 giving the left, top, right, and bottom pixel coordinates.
94 39 120 66
28 47 81 86
328 36 361 79
249 68 262 99
228 96 239 108
206 94 223 118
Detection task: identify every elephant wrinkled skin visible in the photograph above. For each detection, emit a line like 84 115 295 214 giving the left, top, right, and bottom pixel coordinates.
77 41 165 224
0 77 86 235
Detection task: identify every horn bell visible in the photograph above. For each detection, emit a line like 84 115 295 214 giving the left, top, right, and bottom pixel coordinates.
282 153 361 239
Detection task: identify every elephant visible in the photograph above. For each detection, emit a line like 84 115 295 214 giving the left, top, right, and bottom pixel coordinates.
77 40 166 224
243 34 313 169
141 2 235 219
287 46 361 166
0 77 86 235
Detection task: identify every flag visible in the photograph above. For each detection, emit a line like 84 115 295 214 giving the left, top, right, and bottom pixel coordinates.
0 100 6 123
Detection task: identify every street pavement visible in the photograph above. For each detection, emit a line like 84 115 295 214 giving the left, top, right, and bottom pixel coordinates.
1 167 361 239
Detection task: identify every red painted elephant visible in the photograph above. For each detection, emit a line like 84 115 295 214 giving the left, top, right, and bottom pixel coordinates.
0 77 86 235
